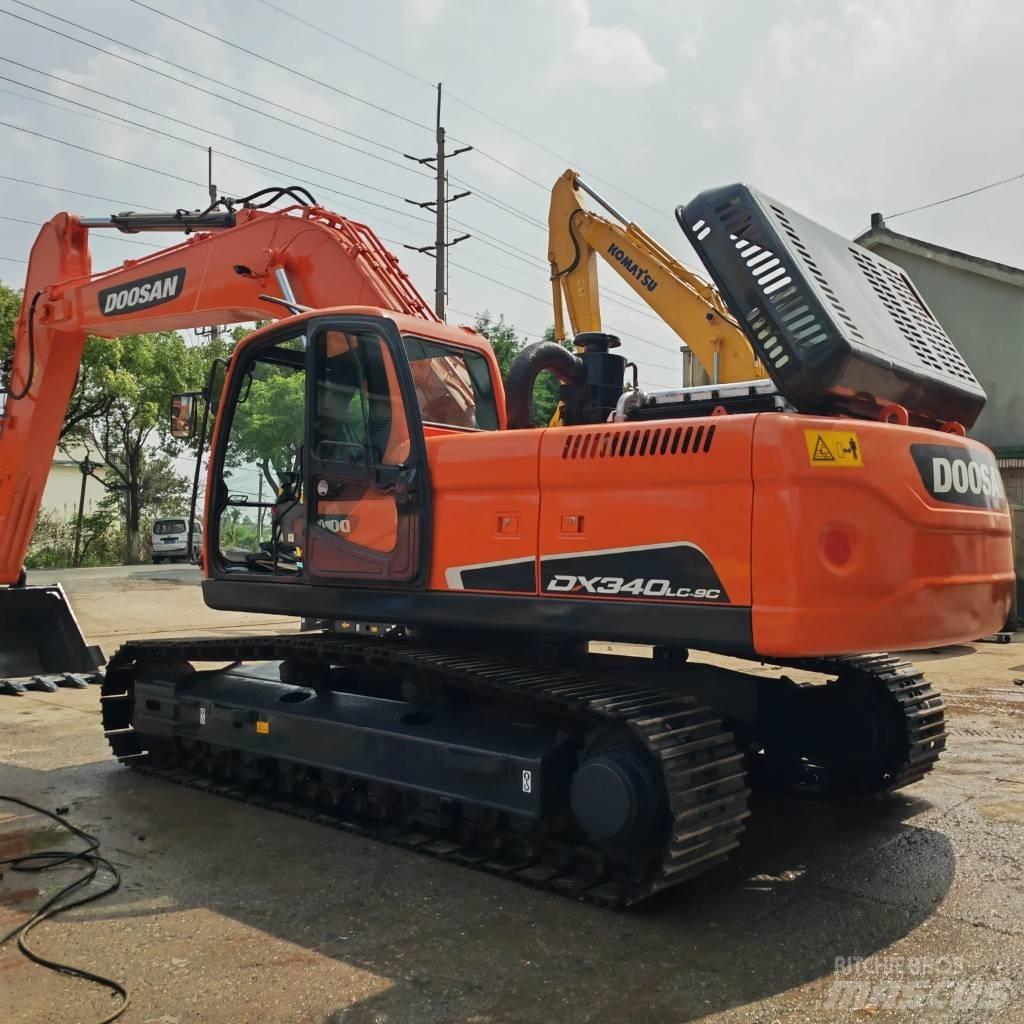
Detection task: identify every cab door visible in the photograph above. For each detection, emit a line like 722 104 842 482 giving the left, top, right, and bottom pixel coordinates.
304 316 428 584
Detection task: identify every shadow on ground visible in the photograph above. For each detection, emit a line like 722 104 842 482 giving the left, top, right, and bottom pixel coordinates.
0 756 954 1024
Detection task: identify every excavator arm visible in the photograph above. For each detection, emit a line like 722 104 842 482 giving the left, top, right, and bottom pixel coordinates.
548 169 765 384
0 198 438 589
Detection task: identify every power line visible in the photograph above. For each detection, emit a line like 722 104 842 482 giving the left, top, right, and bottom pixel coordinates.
0 118 203 187
0 173 158 210
120 0 555 198
0 256 27 263
16 0 548 226
3 3 431 176
0 79 437 231
252 0 436 89
248 0 681 223
3 4 698 298
0 80 156 138
0 213 166 249
123 0 433 133
0 63 418 204
886 169 1024 220
0 9 560 244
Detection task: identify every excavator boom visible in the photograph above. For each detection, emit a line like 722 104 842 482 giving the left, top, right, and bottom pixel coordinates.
0 193 440 685
548 169 766 384
0 199 436 588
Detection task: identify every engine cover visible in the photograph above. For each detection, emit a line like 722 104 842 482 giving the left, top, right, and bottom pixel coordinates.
679 184 986 427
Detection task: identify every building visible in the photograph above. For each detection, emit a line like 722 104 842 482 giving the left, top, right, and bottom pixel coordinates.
856 215 1024 501
40 444 107 519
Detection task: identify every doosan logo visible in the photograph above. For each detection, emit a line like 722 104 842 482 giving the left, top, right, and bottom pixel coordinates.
98 268 186 317
932 457 1002 499
911 443 1006 510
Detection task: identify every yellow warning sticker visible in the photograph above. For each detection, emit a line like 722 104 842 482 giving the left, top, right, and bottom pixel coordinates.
255 720 270 735
804 429 863 468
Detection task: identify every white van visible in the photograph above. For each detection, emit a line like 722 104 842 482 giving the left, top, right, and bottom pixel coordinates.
150 517 202 563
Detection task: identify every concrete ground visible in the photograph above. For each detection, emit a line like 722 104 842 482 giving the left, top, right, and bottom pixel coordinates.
2 564 1024 1023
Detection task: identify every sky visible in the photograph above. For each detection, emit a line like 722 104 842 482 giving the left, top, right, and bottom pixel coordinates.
1 0 1023 397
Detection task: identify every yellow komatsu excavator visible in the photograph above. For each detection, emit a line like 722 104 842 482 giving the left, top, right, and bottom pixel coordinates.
548 168 767 385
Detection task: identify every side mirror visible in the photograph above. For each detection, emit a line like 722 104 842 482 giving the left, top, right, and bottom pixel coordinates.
170 393 200 439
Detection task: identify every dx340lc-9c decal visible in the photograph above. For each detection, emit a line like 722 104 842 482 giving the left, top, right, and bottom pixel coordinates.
542 542 729 603
545 575 722 600
445 542 731 603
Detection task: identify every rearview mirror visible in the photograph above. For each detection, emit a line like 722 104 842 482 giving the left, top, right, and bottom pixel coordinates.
170 393 200 439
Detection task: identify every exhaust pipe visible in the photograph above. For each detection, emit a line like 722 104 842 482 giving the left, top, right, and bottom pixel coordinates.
0 585 104 695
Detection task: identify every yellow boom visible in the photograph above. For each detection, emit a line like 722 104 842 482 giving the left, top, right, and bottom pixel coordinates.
548 169 766 383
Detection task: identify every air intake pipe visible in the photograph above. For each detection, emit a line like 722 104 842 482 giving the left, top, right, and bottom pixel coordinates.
505 341 586 429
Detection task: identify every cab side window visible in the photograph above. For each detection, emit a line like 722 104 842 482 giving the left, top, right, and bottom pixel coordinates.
314 330 410 467
403 336 498 431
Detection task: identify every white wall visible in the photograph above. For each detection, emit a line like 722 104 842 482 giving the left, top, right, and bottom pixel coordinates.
40 457 108 519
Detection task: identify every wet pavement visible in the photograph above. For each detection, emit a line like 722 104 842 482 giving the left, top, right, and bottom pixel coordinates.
1 567 1023 1022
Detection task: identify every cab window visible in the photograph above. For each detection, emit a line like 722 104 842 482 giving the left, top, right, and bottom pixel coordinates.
216 334 307 569
314 329 410 467
403 336 498 431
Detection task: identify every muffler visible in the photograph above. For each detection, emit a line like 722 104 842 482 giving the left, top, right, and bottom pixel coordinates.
0 585 103 695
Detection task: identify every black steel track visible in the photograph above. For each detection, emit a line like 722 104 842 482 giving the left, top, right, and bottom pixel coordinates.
100 638 944 905
101 634 751 906
785 652 947 794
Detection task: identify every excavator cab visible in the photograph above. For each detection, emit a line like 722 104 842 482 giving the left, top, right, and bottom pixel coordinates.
201 310 499 592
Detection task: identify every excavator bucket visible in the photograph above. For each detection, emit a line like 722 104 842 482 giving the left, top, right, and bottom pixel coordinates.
0 585 103 695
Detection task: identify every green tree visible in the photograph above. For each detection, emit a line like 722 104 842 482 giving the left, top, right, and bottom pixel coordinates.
0 280 114 435
224 363 306 492
473 313 570 427
220 325 304 494
0 279 20 359
62 330 221 562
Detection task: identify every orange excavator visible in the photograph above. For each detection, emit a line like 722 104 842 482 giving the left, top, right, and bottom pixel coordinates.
0 183 1013 905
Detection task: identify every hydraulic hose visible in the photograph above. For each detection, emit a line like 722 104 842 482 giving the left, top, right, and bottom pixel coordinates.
505 341 585 429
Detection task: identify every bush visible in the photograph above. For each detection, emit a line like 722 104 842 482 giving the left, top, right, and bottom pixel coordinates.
24 509 125 569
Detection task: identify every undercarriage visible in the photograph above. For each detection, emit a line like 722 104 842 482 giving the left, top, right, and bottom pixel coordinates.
101 634 945 907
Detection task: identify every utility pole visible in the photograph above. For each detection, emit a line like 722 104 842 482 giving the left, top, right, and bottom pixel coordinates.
73 455 94 567
257 474 265 544
404 84 472 319
207 146 217 207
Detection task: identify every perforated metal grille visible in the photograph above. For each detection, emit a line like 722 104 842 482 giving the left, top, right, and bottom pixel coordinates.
769 204 864 342
561 424 716 460
848 247 978 384
692 198 840 374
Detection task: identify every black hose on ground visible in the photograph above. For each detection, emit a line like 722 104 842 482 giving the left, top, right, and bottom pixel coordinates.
0 796 129 1024
505 341 585 429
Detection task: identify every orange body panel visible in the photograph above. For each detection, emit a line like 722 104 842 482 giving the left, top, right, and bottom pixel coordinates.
423 412 1012 657
426 429 541 592
750 415 1013 656
536 419 753 606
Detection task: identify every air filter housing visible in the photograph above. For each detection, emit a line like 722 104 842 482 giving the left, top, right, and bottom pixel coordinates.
678 185 986 427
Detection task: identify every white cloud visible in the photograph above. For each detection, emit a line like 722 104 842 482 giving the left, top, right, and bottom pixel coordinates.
546 0 666 88
401 0 446 25
710 0 1024 255
679 32 699 60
